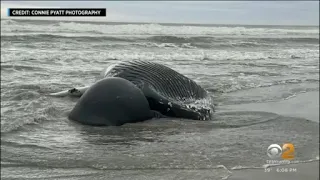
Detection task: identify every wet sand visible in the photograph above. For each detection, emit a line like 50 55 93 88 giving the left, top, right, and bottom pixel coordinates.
223 91 319 180
220 91 319 123
228 160 319 180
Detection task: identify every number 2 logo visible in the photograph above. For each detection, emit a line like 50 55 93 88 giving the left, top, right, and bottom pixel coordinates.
281 143 295 160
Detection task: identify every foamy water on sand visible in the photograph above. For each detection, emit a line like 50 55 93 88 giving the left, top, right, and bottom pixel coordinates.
1 19 319 179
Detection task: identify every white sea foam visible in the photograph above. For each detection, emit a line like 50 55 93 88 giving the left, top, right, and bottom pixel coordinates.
75 48 319 62
1 20 319 38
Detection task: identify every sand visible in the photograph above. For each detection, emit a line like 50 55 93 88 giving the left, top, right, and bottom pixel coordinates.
224 91 319 180
220 91 319 123
228 160 319 180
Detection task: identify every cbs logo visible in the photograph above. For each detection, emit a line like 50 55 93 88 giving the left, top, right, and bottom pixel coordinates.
267 143 295 160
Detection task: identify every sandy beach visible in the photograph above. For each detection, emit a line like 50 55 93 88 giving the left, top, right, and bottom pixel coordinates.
1 18 318 180
224 90 319 180
220 91 319 123
228 160 319 180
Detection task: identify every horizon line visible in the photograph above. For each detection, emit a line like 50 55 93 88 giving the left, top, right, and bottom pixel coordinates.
2 18 319 27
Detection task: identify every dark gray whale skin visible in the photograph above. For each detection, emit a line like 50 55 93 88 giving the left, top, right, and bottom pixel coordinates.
68 60 213 126
68 77 155 126
104 60 213 121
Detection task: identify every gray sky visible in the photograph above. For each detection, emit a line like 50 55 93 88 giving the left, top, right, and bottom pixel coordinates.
1 1 319 25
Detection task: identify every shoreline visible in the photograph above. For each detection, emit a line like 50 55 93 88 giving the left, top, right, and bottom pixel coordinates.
220 91 319 123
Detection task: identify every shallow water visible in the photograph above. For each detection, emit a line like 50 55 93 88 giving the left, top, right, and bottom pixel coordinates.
1 19 319 179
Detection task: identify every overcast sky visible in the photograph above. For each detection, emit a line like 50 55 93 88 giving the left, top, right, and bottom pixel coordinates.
1 1 319 25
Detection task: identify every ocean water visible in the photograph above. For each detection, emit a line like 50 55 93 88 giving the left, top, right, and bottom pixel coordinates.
1 19 319 180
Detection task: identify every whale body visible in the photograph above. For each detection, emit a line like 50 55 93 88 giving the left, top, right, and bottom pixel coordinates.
51 60 214 125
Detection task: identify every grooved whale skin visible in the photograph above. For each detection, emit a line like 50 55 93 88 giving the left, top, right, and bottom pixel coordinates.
104 60 213 120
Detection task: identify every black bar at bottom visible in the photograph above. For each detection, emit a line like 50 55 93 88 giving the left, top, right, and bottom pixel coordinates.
8 8 107 16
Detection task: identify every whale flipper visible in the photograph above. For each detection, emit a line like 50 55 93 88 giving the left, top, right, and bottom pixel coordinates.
49 86 89 97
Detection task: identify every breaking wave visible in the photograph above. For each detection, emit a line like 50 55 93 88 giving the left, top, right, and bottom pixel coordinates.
2 20 319 37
